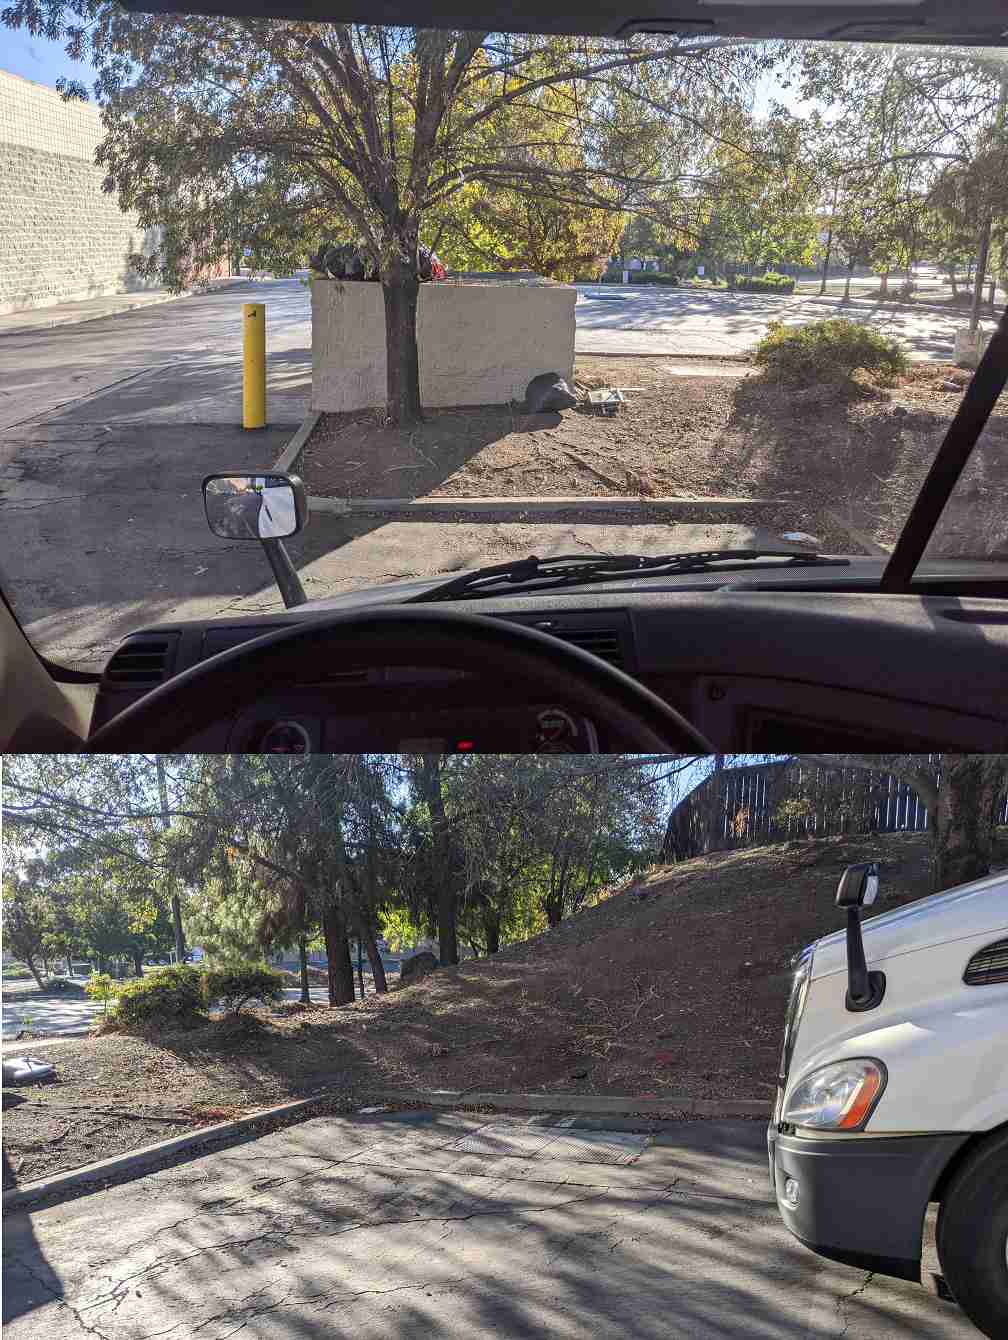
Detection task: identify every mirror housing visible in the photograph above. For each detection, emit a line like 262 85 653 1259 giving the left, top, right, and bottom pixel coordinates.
203 473 309 540
835 862 880 909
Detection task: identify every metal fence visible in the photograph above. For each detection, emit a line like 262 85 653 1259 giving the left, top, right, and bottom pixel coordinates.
664 759 1008 861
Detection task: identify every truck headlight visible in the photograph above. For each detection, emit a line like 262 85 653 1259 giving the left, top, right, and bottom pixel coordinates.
783 1058 887 1131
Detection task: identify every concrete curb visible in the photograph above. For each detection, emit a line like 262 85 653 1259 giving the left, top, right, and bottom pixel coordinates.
307 494 788 519
576 349 754 362
2 1091 343 1211
0 279 249 338
367 1089 770 1119
274 410 323 475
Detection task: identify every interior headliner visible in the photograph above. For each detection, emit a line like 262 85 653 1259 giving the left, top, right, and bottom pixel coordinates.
120 0 1008 46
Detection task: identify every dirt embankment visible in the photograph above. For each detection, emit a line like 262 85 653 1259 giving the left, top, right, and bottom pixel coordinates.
4 830 975 1186
302 359 1008 555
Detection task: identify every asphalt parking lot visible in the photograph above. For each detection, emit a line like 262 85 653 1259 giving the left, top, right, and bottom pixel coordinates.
2 1111 975 1340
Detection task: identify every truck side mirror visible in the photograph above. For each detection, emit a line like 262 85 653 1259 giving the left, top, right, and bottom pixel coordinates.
202 472 310 609
835 862 880 909
203 472 309 539
837 862 886 1012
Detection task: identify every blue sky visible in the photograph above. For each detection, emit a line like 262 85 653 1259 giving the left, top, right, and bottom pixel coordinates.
2 30 96 89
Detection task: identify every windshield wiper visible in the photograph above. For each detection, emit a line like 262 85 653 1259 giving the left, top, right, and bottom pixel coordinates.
409 549 850 603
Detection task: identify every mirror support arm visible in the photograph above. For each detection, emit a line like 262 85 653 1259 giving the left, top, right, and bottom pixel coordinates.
844 907 886 1012
261 538 308 608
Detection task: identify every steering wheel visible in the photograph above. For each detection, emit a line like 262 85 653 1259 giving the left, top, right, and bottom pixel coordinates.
87 608 713 751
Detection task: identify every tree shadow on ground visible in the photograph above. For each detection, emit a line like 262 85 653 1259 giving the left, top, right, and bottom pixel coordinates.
716 372 942 548
304 406 562 500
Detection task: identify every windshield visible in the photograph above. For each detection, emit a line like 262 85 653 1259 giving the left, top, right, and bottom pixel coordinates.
1 28 1006 669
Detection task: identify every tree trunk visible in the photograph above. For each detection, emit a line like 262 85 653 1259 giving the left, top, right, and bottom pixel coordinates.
437 880 459 966
24 956 45 989
356 938 365 1000
843 261 854 302
322 904 355 1005
382 252 422 427
878 270 889 297
819 228 833 295
156 755 187 963
970 217 993 335
298 935 310 1005
415 755 459 966
97 954 106 974
363 928 388 993
133 951 144 978
483 908 501 956
947 263 959 299
931 757 1008 890
66 952 73 976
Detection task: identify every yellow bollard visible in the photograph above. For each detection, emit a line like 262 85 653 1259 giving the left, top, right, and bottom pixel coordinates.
242 303 266 429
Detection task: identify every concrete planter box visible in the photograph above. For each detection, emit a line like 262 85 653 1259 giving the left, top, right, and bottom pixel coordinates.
311 277 576 412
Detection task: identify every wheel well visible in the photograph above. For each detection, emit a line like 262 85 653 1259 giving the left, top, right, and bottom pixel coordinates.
929 1121 1008 1205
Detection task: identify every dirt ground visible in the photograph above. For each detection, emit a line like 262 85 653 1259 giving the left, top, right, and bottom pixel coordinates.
5 829 989 1188
302 357 1008 555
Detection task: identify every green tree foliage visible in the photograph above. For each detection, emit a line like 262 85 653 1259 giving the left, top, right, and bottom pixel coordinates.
700 114 819 274
1 875 54 987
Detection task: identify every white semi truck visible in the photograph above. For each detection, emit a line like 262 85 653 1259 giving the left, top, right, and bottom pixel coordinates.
768 861 1008 1338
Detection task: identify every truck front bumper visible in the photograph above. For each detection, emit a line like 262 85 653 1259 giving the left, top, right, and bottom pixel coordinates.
767 1126 968 1281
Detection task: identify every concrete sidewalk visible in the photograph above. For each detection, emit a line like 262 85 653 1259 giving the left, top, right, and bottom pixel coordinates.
1 1110 972 1340
0 281 251 338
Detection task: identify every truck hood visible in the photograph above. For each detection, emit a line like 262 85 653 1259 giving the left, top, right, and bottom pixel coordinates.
811 867 1008 981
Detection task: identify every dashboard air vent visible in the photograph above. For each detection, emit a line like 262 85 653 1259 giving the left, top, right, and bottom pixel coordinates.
103 634 179 686
963 938 1008 987
557 627 624 668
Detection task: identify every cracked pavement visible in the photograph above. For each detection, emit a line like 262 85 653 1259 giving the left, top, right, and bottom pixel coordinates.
2 1112 976 1340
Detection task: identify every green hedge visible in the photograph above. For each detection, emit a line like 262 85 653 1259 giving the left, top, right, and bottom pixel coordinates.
731 272 795 294
753 318 907 385
113 965 207 1028
110 962 287 1027
601 271 680 285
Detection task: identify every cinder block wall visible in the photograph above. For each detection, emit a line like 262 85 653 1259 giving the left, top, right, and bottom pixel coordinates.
0 70 161 315
312 278 577 411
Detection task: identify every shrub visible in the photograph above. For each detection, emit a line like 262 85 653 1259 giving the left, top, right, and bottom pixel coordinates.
84 972 120 1015
2 964 30 980
112 964 207 1029
731 271 795 294
753 318 908 385
202 961 286 1016
601 270 679 285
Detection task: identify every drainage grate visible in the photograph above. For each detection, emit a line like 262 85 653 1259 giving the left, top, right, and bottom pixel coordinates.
446 1123 649 1165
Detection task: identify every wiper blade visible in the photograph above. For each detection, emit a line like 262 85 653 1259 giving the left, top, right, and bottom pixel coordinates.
409 549 850 603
